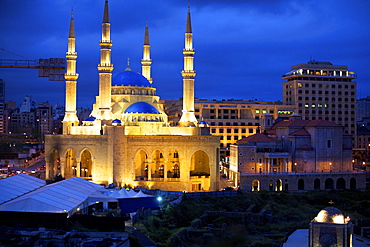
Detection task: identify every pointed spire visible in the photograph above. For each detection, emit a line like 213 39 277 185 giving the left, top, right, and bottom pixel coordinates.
103 0 110 23
125 58 132 71
144 19 150 45
186 2 192 33
69 9 75 38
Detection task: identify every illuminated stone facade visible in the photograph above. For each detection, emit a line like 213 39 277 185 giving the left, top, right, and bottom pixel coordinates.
309 207 353 247
45 1 220 192
229 116 366 191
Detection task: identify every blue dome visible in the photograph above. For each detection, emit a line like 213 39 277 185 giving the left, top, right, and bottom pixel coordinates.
112 119 122 123
124 102 160 114
199 121 208 125
84 116 96 121
112 71 151 87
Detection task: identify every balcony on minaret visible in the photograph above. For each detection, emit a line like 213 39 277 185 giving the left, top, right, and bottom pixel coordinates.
183 49 195 55
98 63 113 72
66 52 77 59
100 40 113 47
64 73 78 81
181 70 196 78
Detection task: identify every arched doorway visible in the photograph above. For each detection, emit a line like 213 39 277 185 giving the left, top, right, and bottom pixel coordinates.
314 178 320 190
190 150 210 192
336 178 346 190
65 149 77 178
80 149 92 178
134 150 148 180
49 149 60 179
350 178 356 190
325 178 334 190
190 151 210 177
275 179 282 191
298 179 305 190
252 180 260 191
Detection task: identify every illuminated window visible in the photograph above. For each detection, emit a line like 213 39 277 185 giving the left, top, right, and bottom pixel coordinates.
298 83 302 87
255 110 260 114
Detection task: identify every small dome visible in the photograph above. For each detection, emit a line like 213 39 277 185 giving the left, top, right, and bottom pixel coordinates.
112 119 122 124
84 116 96 121
112 71 151 87
315 207 345 224
199 120 207 125
124 102 160 114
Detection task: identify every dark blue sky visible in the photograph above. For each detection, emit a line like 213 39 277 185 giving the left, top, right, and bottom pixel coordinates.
1 0 369 108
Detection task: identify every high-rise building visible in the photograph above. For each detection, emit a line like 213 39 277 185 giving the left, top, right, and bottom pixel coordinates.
36 102 53 135
357 96 370 121
282 61 357 140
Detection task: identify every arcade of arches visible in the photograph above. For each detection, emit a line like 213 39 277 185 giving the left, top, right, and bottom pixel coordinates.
243 173 365 191
45 133 220 192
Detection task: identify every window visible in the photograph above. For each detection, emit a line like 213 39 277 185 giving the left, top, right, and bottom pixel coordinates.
219 129 224 133
227 129 231 133
327 139 332 148
249 129 253 134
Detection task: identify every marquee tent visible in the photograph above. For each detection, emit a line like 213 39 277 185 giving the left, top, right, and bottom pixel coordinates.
0 176 117 217
0 173 46 205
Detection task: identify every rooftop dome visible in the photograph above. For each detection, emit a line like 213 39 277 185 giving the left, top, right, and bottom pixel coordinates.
315 207 345 224
199 120 208 125
112 71 151 87
84 116 96 121
112 119 122 124
124 102 160 114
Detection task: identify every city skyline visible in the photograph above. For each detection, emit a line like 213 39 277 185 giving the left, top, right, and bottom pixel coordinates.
1 0 370 108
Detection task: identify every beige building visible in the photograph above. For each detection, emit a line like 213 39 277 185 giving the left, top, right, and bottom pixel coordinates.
45 1 220 192
282 60 357 141
164 99 295 158
228 115 365 191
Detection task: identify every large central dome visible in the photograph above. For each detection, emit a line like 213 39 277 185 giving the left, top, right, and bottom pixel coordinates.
112 71 152 87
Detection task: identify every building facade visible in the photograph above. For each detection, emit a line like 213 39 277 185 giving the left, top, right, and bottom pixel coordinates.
163 98 295 158
282 61 357 142
228 116 365 191
45 1 220 192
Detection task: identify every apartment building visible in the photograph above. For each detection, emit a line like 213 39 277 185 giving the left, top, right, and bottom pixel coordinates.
282 61 357 140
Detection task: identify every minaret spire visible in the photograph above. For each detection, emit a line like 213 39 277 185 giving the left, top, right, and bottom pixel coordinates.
63 10 79 134
97 0 113 120
179 3 197 126
141 19 152 83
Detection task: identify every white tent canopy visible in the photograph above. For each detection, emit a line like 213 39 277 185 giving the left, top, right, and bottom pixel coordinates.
0 177 117 217
0 173 46 205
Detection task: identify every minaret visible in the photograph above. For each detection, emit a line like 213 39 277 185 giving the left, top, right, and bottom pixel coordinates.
141 20 152 83
62 10 79 134
179 4 197 126
97 0 113 120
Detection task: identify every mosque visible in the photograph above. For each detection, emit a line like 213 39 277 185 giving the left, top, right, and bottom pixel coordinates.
45 1 220 192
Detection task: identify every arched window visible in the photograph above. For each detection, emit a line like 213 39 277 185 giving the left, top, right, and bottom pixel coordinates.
325 178 334 190
350 178 356 190
314 178 320 190
298 179 305 190
336 178 346 190
173 164 180 178
275 179 282 191
252 180 260 191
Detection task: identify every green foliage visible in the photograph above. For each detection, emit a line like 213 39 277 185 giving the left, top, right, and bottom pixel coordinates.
139 190 370 246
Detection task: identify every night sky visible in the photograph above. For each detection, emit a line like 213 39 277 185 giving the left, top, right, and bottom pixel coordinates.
1 0 369 108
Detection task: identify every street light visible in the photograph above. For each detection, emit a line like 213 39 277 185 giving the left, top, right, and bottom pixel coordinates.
329 163 332 172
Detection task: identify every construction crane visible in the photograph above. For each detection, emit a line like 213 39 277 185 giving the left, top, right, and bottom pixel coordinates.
0 48 66 81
